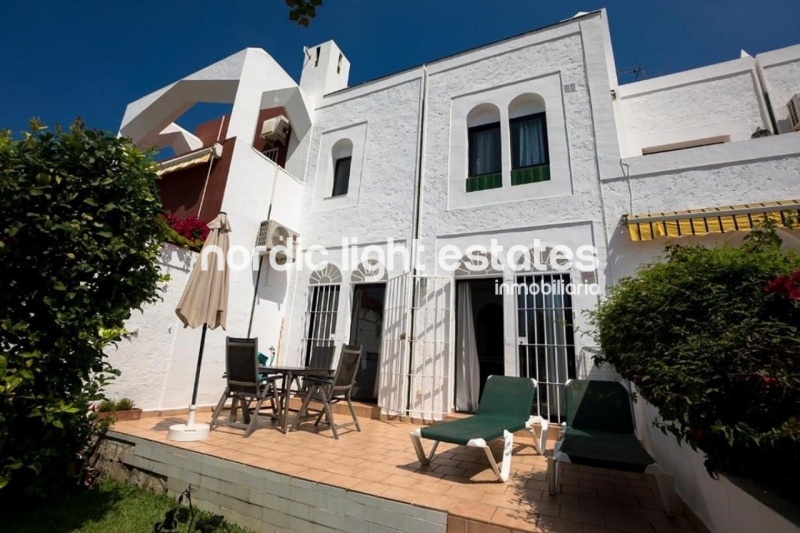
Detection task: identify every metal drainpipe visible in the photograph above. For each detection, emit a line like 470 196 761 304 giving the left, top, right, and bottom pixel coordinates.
246 158 279 337
405 65 428 417
754 57 779 134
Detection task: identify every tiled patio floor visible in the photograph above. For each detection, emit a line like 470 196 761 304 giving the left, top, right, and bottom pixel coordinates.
112 411 696 533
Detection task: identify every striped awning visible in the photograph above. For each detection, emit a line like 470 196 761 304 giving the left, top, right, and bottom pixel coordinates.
156 144 222 176
624 200 800 242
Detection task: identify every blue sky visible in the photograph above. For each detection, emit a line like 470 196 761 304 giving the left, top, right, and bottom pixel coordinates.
1 1 798 135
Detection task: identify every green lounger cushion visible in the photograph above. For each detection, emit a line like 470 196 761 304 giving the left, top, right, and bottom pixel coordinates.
420 415 526 446
559 427 654 473
566 380 634 433
560 380 654 473
418 375 536 445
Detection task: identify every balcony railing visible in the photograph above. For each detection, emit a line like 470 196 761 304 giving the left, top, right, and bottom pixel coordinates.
263 147 280 163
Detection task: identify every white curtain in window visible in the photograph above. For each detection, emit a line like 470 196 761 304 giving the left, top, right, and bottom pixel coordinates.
471 128 500 175
455 283 480 412
514 116 546 168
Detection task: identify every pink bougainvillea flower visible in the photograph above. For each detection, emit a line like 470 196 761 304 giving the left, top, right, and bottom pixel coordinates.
162 213 210 243
764 276 789 294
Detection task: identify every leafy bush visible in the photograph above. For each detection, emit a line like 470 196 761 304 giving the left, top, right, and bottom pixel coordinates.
591 230 800 501
0 120 165 498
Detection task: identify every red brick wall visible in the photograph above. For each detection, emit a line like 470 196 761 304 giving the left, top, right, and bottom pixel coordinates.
252 107 291 168
157 137 236 222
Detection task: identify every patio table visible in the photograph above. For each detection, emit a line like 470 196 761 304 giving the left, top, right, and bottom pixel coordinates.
259 366 333 433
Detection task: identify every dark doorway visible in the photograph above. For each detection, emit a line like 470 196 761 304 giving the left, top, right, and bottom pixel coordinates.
349 283 386 402
455 278 504 412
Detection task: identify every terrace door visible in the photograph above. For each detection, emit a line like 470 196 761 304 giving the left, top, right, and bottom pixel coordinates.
349 283 386 402
454 278 504 412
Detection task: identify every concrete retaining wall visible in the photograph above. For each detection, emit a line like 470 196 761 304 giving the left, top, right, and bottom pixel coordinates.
100 433 447 533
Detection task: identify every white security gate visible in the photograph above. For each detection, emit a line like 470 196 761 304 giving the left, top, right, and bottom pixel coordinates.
408 276 453 421
378 275 454 420
516 273 576 422
378 273 411 415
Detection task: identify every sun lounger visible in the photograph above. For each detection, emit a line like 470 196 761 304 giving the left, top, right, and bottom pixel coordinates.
410 375 547 482
548 379 675 512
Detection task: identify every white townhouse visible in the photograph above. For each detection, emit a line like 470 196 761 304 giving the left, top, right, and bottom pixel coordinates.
110 8 800 525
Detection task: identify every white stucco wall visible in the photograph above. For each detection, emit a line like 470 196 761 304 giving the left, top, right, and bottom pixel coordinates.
601 134 800 281
758 44 800 133
616 58 769 157
105 244 228 411
633 401 798 533
415 16 616 385
280 72 424 364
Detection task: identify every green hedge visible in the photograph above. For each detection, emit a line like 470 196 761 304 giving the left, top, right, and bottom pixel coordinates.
591 229 800 502
0 120 165 499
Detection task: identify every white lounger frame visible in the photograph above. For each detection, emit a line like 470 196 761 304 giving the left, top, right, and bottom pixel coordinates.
547 427 676 513
409 415 549 482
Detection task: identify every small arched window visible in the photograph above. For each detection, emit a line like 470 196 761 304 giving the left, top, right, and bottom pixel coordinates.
508 94 550 186
331 139 353 197
466 104 502 192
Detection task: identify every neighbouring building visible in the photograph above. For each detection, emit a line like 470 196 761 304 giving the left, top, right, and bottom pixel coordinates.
110 9 800 531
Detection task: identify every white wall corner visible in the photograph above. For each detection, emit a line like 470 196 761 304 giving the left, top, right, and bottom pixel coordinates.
579 15 624 183
299 41 351 107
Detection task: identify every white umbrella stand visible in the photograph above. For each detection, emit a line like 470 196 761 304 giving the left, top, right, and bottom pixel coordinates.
168 213 231 442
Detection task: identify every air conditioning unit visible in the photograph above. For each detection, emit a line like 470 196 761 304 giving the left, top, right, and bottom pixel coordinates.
260 115 290 144
254 220 299 262
788 94 800 132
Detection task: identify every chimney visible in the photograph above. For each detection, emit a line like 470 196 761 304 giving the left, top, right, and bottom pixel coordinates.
299 41 350 105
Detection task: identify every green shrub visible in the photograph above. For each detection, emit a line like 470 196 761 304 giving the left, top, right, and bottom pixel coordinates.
590 229 800 501
96 400 116 413
0 120 165 498
114 398 135 411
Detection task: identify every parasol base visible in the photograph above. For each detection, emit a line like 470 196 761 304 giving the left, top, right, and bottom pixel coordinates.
167 423 210 442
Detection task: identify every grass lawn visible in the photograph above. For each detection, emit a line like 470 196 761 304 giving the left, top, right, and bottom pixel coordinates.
4 478 253 532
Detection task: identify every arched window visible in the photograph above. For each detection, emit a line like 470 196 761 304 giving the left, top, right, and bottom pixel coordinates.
351 259 387 283
508 94 550 186
304 263 342 367
309 263 343 285
466 104 502 192
454 252 503 277
331 139 353 197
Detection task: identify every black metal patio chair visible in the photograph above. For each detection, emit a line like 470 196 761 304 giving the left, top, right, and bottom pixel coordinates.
291 344 363 439
209 337 281 437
